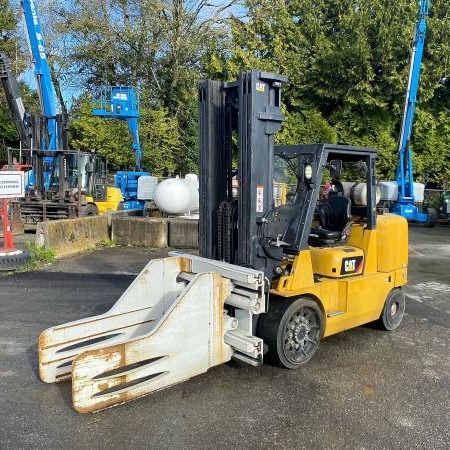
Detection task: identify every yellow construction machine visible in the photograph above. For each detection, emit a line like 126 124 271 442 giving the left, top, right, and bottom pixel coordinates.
38 71 408 412
8 148 123 228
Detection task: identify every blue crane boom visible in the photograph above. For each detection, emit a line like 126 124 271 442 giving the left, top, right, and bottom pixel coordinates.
390 0 435 226
21 0 58 151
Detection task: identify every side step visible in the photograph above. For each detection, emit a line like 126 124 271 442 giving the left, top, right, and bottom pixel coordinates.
38 254 265 413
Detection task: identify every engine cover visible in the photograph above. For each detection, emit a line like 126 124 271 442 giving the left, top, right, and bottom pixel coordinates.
309 246 365 278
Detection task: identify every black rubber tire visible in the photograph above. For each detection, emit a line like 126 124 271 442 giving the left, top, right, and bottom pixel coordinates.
425 208 437 228
79 204 98 217
0 250 31 271
378 288 405 331
257 297 324 369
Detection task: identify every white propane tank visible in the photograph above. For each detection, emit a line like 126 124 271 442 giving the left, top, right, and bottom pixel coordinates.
378 181 398 201
137 176 158 200
341 182 381 206
378 181 425 202
154 174 199 214
413 182 425 202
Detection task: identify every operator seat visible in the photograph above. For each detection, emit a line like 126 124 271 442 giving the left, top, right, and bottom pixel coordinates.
309 195 353 246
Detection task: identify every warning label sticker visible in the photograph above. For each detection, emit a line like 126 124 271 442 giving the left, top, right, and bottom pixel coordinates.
256 185 264 213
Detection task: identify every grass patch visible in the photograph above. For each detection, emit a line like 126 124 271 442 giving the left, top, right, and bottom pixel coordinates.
99 239 116 247
16 242 56 272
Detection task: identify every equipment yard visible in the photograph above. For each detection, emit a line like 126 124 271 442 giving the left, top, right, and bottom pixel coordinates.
0 225 449 449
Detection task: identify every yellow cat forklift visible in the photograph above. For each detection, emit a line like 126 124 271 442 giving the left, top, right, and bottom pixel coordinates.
9 147 123 229
38 70 408 412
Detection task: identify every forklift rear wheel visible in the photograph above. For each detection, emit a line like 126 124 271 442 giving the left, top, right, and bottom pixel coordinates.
378 288 405 331
257 297 323 369
80 204 98 216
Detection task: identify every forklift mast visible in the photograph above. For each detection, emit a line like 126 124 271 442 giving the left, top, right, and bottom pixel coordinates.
199 70 286 278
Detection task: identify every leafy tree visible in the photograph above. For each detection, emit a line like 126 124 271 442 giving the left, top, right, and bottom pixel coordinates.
0 0 38 160
47 0 237 175
210 0 450 185
0 0 17 55
69 99 135 169
139 104 182 176
0 0 20 161
68 97 185 176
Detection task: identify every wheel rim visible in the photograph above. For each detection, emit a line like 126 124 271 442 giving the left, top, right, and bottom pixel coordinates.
283 306 321 364
390 302 398 316
386 292 405 328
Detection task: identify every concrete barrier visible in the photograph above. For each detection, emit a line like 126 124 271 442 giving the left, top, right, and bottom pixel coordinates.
112 217 168 248
168 218 199 248
107 208 142 227
35 215 109 258
34 215 198 256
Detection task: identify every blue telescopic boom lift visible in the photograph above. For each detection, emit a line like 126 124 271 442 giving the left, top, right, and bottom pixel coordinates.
390 0 436 227
21 0 59 152
93 86 150 210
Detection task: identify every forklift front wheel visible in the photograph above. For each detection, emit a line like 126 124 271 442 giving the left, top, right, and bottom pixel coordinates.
378 288 405 331
257 297 323 369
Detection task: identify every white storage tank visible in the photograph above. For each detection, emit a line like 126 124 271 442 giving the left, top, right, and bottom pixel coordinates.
413 182 425 202
154 174 199 214
341 182 381 206
378 181 425 202
378 181 398 201
137 176 158 200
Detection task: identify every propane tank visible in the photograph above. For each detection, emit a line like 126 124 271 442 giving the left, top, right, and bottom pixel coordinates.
341 182 381 206
154 174 199 214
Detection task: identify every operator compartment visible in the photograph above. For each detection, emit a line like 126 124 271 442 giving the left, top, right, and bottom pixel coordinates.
310 245 364 278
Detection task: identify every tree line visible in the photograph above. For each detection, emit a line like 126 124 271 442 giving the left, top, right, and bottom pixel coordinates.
1 0 449 185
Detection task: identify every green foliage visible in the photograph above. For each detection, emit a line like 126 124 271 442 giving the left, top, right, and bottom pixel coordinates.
412 109 450 185
47 0 233 176
212 0 450 185
19 242 56 271
2 0 450 187
139 105 182 176
99 239 115 248
0 0 17 52
0 0 33 159
69 99 135 169
276 108 337 145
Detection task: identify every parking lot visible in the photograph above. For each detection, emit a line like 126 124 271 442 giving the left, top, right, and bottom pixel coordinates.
0 225 449 449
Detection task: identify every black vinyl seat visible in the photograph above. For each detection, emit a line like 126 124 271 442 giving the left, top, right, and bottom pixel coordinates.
309 195 353 246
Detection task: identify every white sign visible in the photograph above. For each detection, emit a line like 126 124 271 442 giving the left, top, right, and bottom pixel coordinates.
0 171 25 198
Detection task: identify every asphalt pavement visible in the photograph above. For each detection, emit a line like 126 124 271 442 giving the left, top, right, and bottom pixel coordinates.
0 226 449 449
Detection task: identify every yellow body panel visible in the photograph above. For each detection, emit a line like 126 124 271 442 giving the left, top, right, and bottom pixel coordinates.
271 214 408 338
309 246 364 278
86 187 123 213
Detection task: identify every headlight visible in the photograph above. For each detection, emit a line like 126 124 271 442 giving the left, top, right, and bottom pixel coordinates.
304 164 313 180
445 199 449 204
